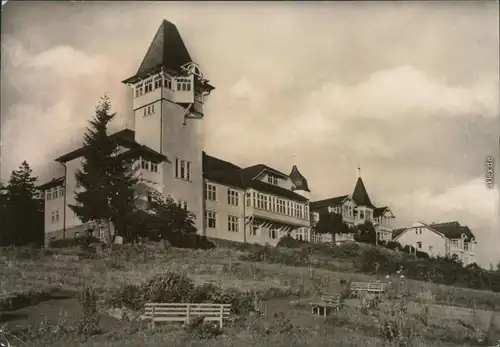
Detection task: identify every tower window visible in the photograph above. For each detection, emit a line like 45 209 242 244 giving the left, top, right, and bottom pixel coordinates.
163 75 173 90
135 83 143 98
176 77 192 92
154 75 163 89
143 104 155 117
144 79 153 93
175 158 192 181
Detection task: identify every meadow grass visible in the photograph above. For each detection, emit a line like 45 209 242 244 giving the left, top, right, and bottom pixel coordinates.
1 244 500 346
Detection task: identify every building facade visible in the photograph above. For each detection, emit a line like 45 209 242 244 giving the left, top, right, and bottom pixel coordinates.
39 19 312 246
203 154 311 245
392 221 477 265
310 171 395 243
39 20 214 244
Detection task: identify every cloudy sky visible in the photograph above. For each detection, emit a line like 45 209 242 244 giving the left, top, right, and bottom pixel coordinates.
1 1 499 265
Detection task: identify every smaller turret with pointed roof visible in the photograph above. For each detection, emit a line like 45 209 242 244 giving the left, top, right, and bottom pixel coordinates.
290 165 310 200
352 166 375 208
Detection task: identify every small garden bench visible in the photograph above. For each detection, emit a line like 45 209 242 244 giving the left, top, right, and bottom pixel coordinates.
350 281 387 294
310 293 341 317
142 303 231 329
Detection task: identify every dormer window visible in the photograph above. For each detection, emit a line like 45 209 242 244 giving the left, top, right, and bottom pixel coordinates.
267 174 278 185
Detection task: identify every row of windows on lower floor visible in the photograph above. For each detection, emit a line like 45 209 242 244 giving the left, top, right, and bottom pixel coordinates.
203 210 309 240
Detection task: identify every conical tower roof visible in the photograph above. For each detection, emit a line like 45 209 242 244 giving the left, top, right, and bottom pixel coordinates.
123 20 192 83
352 177 373 207
289 165 310 192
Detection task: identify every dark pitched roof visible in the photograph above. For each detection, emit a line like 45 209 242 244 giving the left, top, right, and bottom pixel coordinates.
289 165 310 192
124 20 192 84
240 164 288 180
352 177 374 208
55 129 168 163
203 151 241 172
374 206 389 218
310 195 350 210
392 228 407 240
430 221 475 240
202 153 308 202
37 176 65 190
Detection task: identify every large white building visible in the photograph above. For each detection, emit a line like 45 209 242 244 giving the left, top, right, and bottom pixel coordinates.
39 19 311 246
392 221 477 265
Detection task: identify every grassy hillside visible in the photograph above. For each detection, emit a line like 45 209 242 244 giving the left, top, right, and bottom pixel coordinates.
1 242 500 347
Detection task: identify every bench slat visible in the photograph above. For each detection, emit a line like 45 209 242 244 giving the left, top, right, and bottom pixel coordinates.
144 302 231 307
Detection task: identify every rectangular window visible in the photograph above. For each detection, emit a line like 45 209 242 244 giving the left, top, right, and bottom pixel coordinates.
417 241 422 249
176 77 192 91
58 186 65 198
154 75 163 89
251 225 259 236
227 189 239 206
267 175 278 185
141 158 150 171
228 215 239 232
135 83 143 98
46 189 52 200
175 158 192 181
51 210 60 223
360 211 365 219
269 228 277 239
204 182 217 201
150 162 158 172
178 200 188 210
74 231 80 238
204 210 216 228
144 79 153 93
163 75 172 89
246 192 251 207
450 240 459 247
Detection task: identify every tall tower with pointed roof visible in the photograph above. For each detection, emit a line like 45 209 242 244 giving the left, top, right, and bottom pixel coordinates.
122 20 215 233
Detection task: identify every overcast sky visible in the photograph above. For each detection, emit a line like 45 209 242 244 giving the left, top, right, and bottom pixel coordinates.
1 1 499 266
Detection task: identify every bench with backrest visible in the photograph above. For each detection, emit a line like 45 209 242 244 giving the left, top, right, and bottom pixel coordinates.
310 293 341 317
142 303 231 329
350 281 387 294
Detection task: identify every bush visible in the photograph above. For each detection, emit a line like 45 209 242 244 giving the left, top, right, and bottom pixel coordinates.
386 241 402 250
276 235 306 249
184 316 223 339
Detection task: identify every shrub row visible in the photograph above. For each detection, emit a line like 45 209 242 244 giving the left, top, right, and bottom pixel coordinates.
106 272 293 314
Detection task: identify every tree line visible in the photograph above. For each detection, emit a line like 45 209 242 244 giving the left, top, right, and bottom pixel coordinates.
0 96 197 248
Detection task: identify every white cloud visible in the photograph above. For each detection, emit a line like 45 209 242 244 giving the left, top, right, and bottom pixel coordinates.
28 45 108 78
394 177 498 224
306 66 498 120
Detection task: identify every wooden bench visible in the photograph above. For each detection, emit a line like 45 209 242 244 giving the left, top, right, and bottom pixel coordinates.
310 293 341 317
350 281 387 294
143 303 231 329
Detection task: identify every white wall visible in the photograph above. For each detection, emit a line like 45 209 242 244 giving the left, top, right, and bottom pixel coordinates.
395 222 446 257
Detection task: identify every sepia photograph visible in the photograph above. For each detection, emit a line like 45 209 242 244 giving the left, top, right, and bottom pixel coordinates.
0 1 499 346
